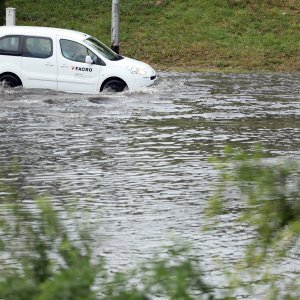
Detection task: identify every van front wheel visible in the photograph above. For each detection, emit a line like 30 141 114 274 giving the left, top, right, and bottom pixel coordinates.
102 79 127 93
0 74 22 88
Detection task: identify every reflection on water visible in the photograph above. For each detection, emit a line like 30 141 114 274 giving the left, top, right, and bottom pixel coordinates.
0 72 300 290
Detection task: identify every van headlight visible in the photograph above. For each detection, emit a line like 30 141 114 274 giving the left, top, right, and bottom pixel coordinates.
128 66 148 76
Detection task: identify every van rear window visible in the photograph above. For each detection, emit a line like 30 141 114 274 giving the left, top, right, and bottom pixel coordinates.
0 35 21 55
22 36 53 59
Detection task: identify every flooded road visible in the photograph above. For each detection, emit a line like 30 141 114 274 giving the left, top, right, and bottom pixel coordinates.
0 72 300 293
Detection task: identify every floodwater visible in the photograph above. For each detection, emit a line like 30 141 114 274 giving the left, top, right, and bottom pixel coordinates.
0 72 300 297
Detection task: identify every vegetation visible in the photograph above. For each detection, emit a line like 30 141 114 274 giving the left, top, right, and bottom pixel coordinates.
206 146 300 298
4 0 300 72
0 0 5 25
0 148 299 299
0 163 101 300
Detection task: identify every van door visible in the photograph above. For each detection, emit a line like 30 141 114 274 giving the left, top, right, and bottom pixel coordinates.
57 38 102 94
21 35 57 90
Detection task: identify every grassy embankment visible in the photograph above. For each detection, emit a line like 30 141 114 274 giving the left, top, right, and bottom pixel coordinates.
5 0 300 72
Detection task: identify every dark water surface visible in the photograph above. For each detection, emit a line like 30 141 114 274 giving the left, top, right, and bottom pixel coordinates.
0 72 299 296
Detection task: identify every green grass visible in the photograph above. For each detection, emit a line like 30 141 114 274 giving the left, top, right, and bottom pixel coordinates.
4 0 300 72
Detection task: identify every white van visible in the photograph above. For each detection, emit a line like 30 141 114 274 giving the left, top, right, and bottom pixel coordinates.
0 26 157 93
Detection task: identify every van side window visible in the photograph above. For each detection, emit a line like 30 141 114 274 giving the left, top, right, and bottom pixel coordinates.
22 36 52 59
60 39 98 64
0 35 21 55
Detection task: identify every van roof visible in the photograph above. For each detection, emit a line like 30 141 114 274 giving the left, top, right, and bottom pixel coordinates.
0 26 91 40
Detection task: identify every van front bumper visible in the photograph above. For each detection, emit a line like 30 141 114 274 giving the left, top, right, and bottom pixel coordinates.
127 73 157 90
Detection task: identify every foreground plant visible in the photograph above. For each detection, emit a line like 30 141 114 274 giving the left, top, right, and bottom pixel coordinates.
102 243 214 300
0 163 101 300
206 146 300 298
0 163 214 300
0 148 299 299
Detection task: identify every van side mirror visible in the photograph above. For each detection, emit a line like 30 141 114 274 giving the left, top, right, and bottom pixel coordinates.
85 55 94 64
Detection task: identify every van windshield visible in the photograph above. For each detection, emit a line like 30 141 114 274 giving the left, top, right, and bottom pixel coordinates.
84 37 123 61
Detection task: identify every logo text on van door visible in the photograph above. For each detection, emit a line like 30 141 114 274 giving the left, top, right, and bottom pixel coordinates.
71 66 93 72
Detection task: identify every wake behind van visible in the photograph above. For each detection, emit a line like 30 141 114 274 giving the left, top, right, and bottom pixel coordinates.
0 26 157 93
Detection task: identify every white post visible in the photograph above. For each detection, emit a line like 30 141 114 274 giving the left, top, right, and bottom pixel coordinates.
6 7 16 26
111 0 120 54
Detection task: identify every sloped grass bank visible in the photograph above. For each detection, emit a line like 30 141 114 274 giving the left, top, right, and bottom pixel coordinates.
5 0 300 72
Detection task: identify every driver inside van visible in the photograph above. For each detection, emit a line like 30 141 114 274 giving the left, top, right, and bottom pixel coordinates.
61 40 87 62
62 43 74 60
